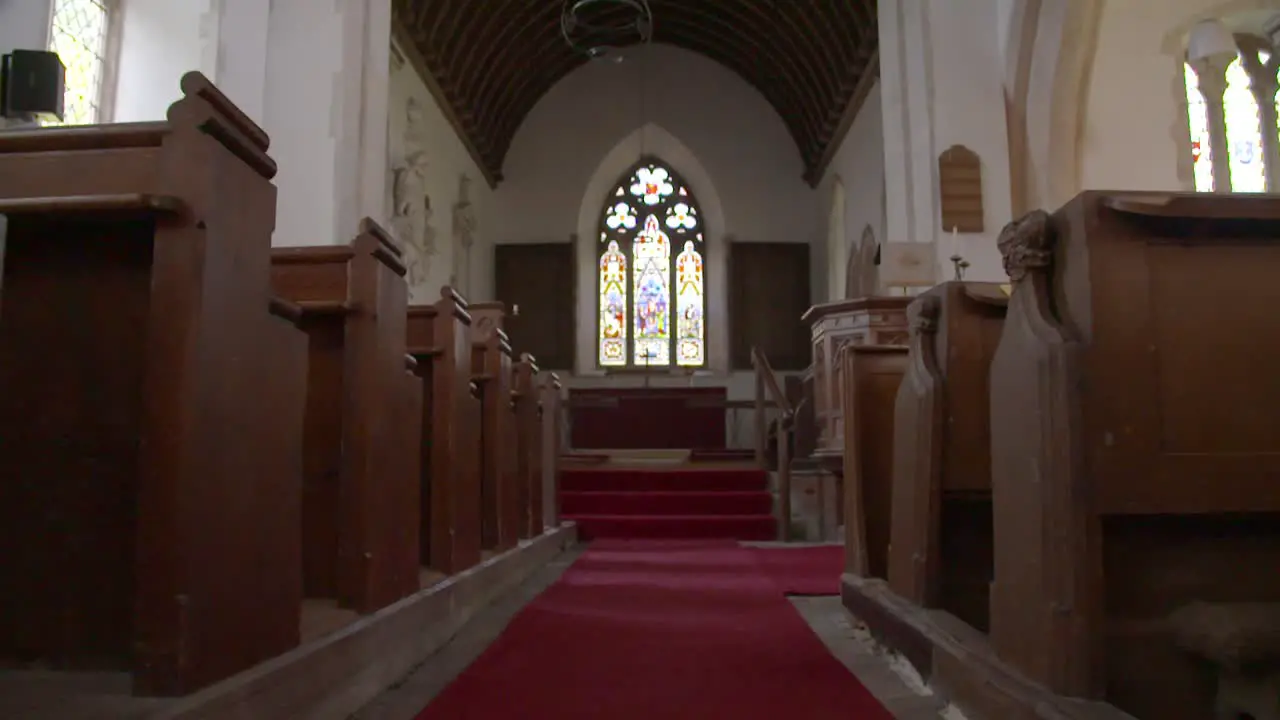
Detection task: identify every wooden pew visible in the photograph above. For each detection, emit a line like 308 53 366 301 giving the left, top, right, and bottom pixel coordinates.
514 354 542 538
990 193 1280 720
889 282 1005 633
839 345 908 581
269 219 420 616
406 288 482 575
0 73 302 695
539 371 564 529
802 297 911 469
469 302 519 551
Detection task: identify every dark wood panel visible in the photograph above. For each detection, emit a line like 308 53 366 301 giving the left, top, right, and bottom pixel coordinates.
729 242 811 370
493 244 574 370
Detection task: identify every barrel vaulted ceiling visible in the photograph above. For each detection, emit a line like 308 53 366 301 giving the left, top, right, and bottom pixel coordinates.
391 0 880 187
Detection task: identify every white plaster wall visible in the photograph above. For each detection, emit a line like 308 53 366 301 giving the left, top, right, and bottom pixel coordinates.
113 0 206 122
929 0 1014 282
386 47 492 303
1079 0 1278 192
490 44 821 381
0 0 53 55
110 0 387 250
818 83 886 301
0 0 53 128
880 0 1013 284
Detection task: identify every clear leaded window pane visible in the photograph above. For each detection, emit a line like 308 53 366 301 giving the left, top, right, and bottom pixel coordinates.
48 0 110 125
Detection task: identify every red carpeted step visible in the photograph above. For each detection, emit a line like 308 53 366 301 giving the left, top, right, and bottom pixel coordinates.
560 467 768 493
561 490 773 516
566 514 777 541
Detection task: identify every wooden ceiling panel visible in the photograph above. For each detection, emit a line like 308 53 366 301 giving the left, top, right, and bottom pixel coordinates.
392 0 879 187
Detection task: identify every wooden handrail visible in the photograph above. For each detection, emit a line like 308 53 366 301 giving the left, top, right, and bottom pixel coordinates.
751 346 795 541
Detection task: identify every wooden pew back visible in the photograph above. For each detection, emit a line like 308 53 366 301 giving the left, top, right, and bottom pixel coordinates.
269 219 419 614
840 345 907 580
889 282 1005 632
0 73 299 695
469 302 517 550
990 193 1280 717
539 372 563 529
417 288 482 574
514 354 541 538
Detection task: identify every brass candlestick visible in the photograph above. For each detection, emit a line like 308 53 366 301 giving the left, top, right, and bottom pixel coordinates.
949 254 970 281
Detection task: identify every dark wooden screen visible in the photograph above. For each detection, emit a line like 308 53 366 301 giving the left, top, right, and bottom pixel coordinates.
729 242 811 370
493 243 574 370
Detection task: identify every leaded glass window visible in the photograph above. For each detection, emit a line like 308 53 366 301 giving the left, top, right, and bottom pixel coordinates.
597 159 706 369
48 0 112 125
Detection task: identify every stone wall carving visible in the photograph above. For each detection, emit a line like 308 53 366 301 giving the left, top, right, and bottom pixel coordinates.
451 173 477 292
390 97 437 288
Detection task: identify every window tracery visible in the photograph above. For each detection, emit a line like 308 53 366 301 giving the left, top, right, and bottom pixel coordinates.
597 159 706 369
1183 36 1280 192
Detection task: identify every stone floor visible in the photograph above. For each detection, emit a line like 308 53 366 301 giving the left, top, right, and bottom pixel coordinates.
350 545 972 720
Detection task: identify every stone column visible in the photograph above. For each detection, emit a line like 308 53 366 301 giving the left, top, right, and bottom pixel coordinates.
1191 55 1233 193
1243 51 1280 191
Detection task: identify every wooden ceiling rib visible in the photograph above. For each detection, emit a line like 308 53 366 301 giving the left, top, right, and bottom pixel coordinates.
392 0 879 187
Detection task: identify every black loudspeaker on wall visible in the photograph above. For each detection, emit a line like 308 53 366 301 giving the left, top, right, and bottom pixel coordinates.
1 49 66 122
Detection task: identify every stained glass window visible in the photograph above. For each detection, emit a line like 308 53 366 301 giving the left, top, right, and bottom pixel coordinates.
597 159 706 368
1184 63 1215 192
1224 56 1267 192
47 0 113 125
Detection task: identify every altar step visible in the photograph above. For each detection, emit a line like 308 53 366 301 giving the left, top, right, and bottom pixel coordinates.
560 466 776 541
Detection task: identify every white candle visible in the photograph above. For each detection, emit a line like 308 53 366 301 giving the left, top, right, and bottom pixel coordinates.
951 226 958 257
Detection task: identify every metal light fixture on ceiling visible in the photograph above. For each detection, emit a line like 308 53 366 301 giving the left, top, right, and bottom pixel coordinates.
560 0 653 60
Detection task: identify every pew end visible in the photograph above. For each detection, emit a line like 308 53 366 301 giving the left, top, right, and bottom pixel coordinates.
988 192 1280 718
0 73 299 696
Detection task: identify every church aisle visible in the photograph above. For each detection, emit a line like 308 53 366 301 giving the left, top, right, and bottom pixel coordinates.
406 540 894 720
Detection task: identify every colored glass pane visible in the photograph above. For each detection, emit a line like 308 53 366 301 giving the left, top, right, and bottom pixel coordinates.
598 241 628 366
596 159 705 368
632 215 671 366
1184 63 1215 192
1224 56 1266 193
675 241 704 366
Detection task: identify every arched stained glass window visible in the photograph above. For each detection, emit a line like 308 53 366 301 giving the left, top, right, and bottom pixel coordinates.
597 159 705 368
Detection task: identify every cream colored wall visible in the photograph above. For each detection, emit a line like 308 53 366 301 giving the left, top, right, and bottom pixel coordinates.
386 47 493 303
817 83 886 302
1005 0 1279 213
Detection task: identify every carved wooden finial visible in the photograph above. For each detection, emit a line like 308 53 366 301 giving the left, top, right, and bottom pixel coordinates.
997 210 1054 283
907 293 940 335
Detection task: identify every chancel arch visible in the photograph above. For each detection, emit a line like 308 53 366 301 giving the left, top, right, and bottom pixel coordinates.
596 158 706 369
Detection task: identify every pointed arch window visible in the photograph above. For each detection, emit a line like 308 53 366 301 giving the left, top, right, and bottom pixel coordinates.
1182 39 1280 192
597 159 706 369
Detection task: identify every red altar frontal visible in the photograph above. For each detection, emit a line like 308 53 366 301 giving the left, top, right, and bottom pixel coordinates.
568 387 727 450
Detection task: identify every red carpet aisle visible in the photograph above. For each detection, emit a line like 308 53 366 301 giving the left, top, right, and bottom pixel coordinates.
415 540 891 720
559 467 777 540
750 545 846 596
